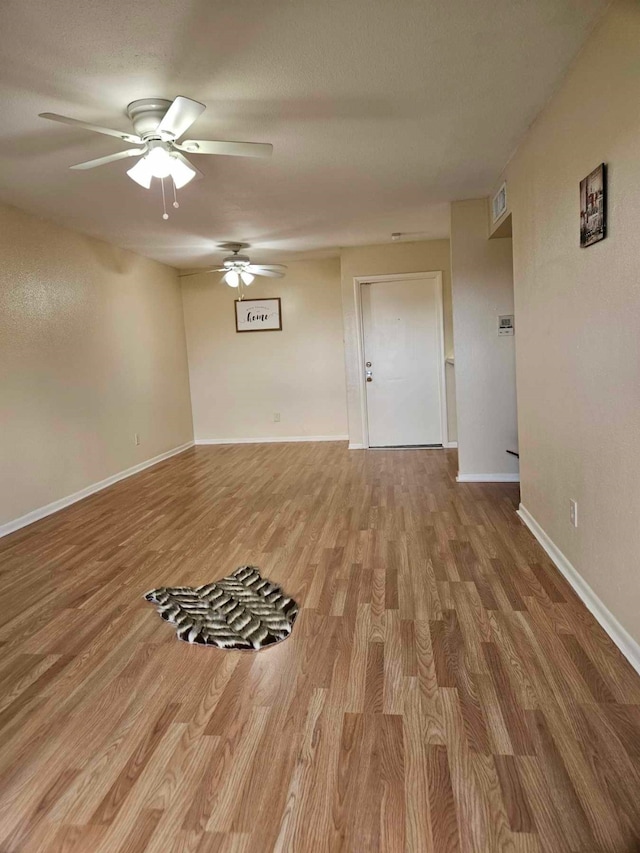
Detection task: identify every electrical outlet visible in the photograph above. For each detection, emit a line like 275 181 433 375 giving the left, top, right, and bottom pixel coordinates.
134 433 141 446
570 499 578 528
273 413 281 422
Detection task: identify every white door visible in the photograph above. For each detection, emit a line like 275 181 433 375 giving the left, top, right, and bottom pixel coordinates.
361 276 444 447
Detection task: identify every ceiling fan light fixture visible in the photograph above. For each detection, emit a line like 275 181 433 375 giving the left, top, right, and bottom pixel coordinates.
179 246 287 285
224 270 240 287
126 148 196 192
40 96 273 220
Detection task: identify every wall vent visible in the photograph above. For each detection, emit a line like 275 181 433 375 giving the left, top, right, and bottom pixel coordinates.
492 182 507 223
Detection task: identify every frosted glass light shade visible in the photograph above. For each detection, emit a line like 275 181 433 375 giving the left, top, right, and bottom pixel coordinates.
127 158 153 188
224 270 240 287
145 146 173 178
240 272 254 285
169 157 196 188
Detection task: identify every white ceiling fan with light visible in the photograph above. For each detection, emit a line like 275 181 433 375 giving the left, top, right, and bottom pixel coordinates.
180 244 287 297
39 96 273 219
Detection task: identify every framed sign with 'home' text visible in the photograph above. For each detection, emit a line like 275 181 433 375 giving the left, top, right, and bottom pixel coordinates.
234 298 282 333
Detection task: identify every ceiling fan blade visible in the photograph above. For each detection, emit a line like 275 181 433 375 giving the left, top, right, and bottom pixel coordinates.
179 269 225 278
176 139 273 158
157 96 205 140
250 264 287 271
173 151 203 180
246 265 286 278
39 112 142 144
69 148 144 170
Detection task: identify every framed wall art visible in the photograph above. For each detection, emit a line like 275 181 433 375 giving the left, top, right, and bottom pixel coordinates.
235 298 282 332
580 163 607 248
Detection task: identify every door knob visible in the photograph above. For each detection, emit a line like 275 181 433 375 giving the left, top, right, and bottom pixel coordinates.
366 369 373 383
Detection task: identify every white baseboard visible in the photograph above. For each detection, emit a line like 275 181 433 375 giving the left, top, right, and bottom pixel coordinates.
349 442 456 451
518 503 640 677
457 472 520 483
195 435 349 446
0 441 194 540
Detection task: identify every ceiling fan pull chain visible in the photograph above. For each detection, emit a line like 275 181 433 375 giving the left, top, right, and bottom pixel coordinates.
161 177 169 220
172 178 179 209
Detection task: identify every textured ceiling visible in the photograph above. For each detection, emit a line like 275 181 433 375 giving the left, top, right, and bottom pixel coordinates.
0 0 606 267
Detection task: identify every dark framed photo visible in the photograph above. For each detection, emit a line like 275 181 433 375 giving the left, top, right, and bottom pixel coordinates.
235 298 282 332
580 163 606 248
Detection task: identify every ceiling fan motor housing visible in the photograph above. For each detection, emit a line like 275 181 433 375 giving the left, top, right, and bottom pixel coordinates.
126 99 173 139
224 254 251 268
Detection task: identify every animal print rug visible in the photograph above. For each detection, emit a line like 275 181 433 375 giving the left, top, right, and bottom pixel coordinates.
144 566 298 649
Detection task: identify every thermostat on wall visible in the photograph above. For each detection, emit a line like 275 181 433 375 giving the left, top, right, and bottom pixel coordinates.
498 315 514 336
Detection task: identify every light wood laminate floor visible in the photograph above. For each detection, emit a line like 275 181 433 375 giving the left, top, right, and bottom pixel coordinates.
1 443 640 852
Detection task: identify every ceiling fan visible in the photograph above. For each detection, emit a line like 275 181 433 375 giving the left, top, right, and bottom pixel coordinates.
180 244 287 295
39 96 273 218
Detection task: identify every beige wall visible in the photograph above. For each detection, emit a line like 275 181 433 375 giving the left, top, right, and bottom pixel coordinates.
340 240 456 446
181 258 348 441
502 0 640 642
0 202 193 528
450 199 518 478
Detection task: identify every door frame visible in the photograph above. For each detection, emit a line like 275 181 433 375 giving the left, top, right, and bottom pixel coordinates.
353 271 449 449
